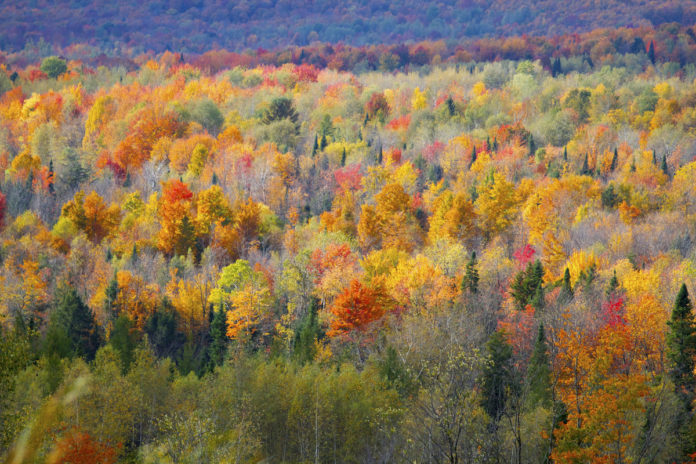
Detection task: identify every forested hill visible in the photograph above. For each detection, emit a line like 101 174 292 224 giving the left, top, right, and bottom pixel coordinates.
1 0 696 53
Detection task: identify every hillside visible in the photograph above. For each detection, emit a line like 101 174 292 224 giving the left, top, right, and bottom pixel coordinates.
1 0 696 52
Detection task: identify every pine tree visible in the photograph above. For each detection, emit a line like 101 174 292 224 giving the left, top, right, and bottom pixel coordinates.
294 298 322 364
492 137 498 152
648 41 656 65
470 145 477 167
606 270 619 297
563 146 568 162
378 145 383 164
110 314 137 373
560 268 574 302
461 251 479 294
320 134 327 151
312 134 318 156
445 96 455 116
661 155 669 177
481 330 518 420
208 306 228 368
610 148 618 171
52 285 102 361
341 147 346 166
667 284 696 409
527 324 552 408
528 134 536 157
581 153 590 175
211 172 219 185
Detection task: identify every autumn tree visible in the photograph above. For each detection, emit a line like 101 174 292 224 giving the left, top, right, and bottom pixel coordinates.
328 279 390 337
157 179 195 256
667 284 696 409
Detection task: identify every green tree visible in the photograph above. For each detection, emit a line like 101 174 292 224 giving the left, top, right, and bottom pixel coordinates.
261 97 299 132
667 284 696 409
481 330 518 421
526 324 552 408
510 260 544 311
559 267 574 302
208 306 228 368
52 285 102 361
40 56 67 78
293 298 321 364
461 251 479 294
109 315 137 373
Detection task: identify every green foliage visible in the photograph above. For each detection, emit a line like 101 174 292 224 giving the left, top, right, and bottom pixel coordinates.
510 260 544 311
667 284 696 409
461 251 479 294
40 56 67 78
526 324 552 408
481 330 518 420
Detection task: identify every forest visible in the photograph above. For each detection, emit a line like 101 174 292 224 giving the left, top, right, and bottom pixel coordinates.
3 23 696 464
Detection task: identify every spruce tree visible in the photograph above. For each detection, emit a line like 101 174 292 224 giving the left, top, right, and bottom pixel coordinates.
667 284 696 409
110 314 137 373
528 134 536 157
462 251 479 294
527 324 552 408
378 145 383 164
294 298 322 364
312 134 318 156
581 153 590 175
652 150 657 165
648 41 656 65
481 330 518 420
341 147 346 166
560 267 574 302
208 306 228 368
51 285 102 361
470 145 477 167
610 148 618 171
661 155 669 177
606 270 619 297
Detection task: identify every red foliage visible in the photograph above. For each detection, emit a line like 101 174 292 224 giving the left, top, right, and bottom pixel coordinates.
27 69 47 81
365 92 390 121
309 243 356 283
386 114 410 131
386 148 402 164
422 141 445 162
498 305 536 364
334 163 362 192
602 296 626 327
162 178 193 204
513 244 536 266
293 64 319 82
51 427 119 464
328 279 389 337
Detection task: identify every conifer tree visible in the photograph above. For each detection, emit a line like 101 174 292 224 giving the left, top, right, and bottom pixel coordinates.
559 267 574 301
482 330 518 420
648 41 656 64
470 145 477 167
461 251 479 294
527 324 552 408
610 148 618 171
667 284 696 409
563 146 568 162
312 134 318 156
294 298 322 364
606 270 619 297
208 306 228 368
341 147 346 166
528 134 536 157
661 155 669 177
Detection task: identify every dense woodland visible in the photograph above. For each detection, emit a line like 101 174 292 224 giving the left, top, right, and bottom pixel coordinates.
2 0 696 52
4 27 696 464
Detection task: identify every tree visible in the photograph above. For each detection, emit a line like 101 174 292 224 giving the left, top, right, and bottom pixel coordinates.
208 306 228 368
50 427 118 464
158 179 194 255
462 251 479 294
610 148 618 171
481 330 518 421
526 324 552 408
648 40 656 64
40 56 67 78
109 314 137 373
510 260 544 311
52 285 102 361
261 97 299 132
0 190 5 229
559 267 574 302
294 298 322 364
328 279 389 337
667 284 696 409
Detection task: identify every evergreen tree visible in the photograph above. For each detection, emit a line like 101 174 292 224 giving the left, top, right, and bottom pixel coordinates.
606 270 619 297
528 134 536 157
667 284 696 409
48 159 55 195
341 147 346 166
294 298 322 364
563 146 568 162
445 96 455 116
559 268 574 302
527 324 552 408
110 314 137 373
492 137 498 152
531 284 545 311
470 145 477 167
610 148 618 171
51 285 102 361
648 40 656 65
481 330 518 421
581 153 590 175
312 134 318 156
378 145 383 164
208 306 228 368
211 172 219 185
511 260 544 311
661 155 669 177
176 215 196 256
320 134 327 151
104 272 119 317
461 251 479 294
